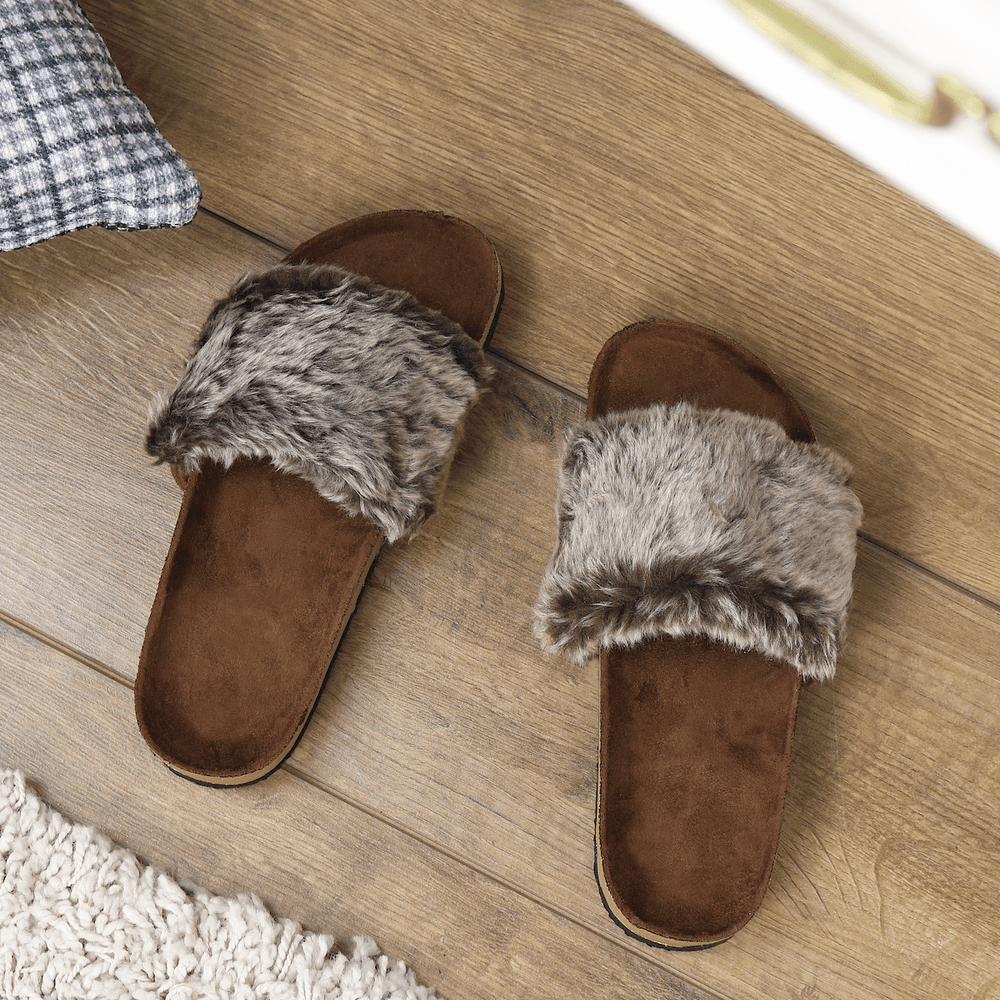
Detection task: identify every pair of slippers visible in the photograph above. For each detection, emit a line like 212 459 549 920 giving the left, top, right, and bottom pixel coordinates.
135 210 862 949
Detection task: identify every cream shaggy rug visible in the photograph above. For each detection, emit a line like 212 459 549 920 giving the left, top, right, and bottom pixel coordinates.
0 769 438 999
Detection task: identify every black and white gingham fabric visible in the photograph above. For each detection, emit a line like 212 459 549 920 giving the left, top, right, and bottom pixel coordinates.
0 0 201 251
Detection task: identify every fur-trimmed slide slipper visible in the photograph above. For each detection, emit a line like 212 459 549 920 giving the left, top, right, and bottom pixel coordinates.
534 321 862 947
136 211 503 785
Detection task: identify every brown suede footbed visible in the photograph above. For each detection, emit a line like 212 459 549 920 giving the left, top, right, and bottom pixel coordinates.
135 211 503 784
591 321 812 947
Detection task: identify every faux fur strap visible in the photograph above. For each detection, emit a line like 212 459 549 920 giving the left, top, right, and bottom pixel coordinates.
147 264 493 542
534 402 863 680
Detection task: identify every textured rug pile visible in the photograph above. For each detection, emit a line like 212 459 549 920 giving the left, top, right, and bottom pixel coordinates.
0 768 437 999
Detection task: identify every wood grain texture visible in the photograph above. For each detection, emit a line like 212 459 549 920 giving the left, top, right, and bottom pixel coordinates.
0 623 709 1000
78 0 1000 599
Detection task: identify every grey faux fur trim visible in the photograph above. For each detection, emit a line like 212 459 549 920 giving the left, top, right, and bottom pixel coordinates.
534 402 863 680
147 263 493 542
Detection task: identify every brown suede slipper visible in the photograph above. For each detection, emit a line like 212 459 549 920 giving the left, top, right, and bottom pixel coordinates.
534 321 862 947
136 210 503 785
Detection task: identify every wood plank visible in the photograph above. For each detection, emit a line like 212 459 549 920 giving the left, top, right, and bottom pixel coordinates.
0 622 708 1000
79 0 1000 598
0 215 283 670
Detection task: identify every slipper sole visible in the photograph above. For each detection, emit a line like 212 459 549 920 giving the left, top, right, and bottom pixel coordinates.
589 320 813 947
135 210 503 785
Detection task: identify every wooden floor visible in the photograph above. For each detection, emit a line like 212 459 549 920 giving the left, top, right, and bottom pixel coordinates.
3 1 1000 996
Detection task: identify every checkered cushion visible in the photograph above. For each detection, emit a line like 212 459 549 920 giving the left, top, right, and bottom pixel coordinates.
0 0 201 251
